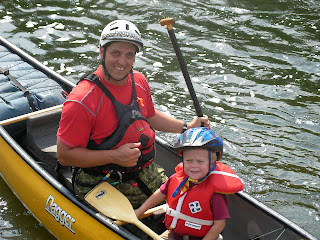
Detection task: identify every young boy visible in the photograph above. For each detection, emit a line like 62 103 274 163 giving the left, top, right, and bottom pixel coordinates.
135 127 243 240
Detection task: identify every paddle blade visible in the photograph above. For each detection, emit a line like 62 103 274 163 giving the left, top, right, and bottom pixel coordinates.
85 182 136 223
85 182 164 240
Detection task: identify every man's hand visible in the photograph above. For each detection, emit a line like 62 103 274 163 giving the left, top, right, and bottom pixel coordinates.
188 115 211 129
113 142 142 167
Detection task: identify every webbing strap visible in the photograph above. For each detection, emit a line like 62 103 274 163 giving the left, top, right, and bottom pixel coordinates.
80 70 137 105
0 67 37 111
166 207 213 226
135 176 153 197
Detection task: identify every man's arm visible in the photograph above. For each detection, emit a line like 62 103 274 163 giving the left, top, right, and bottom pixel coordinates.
57 139 142 168
147 109 210 133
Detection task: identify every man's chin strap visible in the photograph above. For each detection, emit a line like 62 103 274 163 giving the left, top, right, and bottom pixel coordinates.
101 59 111 81
172 151 217 198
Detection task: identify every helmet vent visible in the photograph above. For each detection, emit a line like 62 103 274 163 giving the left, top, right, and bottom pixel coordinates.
126 24 129 30
173 127 223 159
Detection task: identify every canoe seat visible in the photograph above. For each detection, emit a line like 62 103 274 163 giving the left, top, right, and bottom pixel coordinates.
26 108 61 169
25 108 73 190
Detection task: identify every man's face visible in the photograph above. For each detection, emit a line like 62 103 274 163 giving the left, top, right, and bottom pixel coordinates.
101 41 136 85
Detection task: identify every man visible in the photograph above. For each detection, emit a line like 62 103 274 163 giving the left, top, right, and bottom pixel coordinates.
57 19 210 208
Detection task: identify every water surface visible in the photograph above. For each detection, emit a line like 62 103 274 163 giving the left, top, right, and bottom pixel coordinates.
0 0 319 238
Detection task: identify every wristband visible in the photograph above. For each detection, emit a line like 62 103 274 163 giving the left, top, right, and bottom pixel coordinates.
182 122 188 133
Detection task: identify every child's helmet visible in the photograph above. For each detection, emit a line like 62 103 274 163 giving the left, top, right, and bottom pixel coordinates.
174 127 223 160
100 20 143 52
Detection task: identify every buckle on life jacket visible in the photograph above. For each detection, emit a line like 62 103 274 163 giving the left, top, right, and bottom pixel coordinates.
101 159 153 182
130 158 153 172
103 170 123 182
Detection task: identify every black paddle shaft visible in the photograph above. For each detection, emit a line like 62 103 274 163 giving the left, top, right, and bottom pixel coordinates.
166 26 203 118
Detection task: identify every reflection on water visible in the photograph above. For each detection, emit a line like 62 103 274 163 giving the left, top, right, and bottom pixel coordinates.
0 0 319 238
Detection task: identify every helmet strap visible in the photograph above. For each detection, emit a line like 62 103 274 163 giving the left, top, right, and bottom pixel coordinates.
207 150 217 175
101 47 111 81
192 152 217 184
173 151 217 198
172 177 188 198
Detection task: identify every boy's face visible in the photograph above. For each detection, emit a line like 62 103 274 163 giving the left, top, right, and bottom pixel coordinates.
183 149 216 181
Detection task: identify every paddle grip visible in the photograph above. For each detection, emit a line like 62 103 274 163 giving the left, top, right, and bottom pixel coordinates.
160 18 175 31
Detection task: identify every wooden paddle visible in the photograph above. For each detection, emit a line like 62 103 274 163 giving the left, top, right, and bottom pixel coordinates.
85 182 163 240
115 204 166 226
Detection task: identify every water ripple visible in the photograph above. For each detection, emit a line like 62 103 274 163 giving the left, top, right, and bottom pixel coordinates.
0 0 319 237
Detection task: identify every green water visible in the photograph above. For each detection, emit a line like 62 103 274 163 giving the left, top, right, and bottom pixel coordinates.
0 0 319 238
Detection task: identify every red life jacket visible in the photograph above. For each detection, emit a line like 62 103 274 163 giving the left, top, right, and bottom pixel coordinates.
164 162 243 237
80 72 155 174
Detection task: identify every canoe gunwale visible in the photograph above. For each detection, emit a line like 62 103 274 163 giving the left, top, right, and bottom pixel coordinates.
235 191 317 240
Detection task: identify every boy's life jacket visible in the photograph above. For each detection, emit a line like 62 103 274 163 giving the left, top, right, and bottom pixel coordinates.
78 71 155 175
164 162 243 237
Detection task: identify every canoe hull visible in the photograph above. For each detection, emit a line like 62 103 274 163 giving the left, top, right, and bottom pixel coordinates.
0 130 124 240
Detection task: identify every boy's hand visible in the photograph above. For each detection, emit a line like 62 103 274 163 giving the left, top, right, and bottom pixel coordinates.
134 208 142 218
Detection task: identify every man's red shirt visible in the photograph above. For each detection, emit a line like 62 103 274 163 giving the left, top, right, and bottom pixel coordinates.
57 66 156 148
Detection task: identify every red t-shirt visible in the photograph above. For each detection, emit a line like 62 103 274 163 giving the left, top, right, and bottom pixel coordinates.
57 66 156 148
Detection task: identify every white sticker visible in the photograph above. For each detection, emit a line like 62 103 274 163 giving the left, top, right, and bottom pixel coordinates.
185 221 201 230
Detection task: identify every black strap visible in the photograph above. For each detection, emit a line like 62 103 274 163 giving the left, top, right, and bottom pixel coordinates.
88 71 137 104
0 67 37 111
54 161 69 186
134 176 153 197
84 73 117 102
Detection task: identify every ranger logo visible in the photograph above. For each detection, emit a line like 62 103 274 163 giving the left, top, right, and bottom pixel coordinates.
189 201 202 214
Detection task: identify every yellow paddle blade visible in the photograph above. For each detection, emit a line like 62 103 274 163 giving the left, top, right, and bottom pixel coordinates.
85 182 135 222
85 182 163 240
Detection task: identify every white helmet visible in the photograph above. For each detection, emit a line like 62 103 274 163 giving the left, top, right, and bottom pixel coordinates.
100 20 143 52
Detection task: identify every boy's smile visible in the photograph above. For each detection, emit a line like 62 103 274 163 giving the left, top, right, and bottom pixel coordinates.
183 149 211 181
